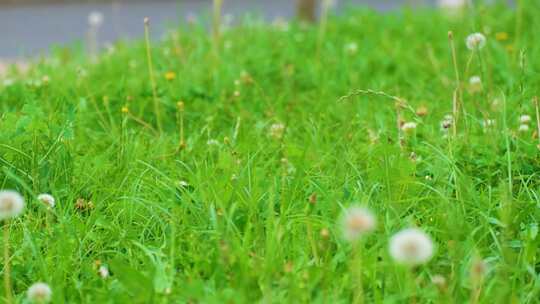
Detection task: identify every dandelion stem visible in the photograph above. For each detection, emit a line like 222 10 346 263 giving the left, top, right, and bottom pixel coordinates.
352 243 364 304
534 97 540 148
3 222 13 304
143 17 163 134
448 31 461 136
212 0 223 52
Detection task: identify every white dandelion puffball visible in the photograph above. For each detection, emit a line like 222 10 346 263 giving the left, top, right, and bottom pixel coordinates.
269 123 286 139
438 0 466 9
401 122 417 133
518 124 530 132
341 206 376 241
88 11 104 28
466 33 486 50
519 114 531 124
389 228 434 265
37 193 55 209
27 282 52 303
98 265 110 279
0 190 25 220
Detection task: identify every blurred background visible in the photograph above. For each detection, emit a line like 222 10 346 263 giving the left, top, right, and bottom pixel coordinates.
0 0 449 59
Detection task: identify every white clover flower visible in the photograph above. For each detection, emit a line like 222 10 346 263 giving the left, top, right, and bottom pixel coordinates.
0 190 25 220
389 228 434 265
518 124 530 132
438 0 466 9
269 123 286 139
88 11 104 28
344 42 358 55
466 33 486 50
98 265 110 279
341 206 376 241
519 114 531 124
401 122 417 133
27 282 52 303
37 193 55 209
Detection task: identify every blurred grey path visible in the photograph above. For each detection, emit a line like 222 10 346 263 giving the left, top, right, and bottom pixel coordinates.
1 0 434 59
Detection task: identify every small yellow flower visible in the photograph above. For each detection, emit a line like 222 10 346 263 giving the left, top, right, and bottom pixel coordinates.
121 106 129 113
165 71 176 81
495 32 509 41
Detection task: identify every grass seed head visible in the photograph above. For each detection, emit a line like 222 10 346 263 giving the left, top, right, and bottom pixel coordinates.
0 190 25 220
389 228 434 266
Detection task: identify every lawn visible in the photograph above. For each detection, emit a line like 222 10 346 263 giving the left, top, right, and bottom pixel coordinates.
1 1 540 303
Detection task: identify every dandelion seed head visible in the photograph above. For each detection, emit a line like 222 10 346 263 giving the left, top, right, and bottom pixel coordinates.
341 206 376 241
438 0 466 9
37 193 55 209
98 265 109 279
27 282 52 303
520 114 531 124
0 190 25 220
469 76 482 92
466 33 486 50
88 11 104 28
389 228 434 265
519 124 530 132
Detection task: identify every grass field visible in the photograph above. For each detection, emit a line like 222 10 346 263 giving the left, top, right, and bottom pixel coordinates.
1 1 540 303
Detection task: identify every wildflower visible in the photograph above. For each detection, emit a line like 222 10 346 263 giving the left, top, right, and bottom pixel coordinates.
233 90 240 97
438 0 465 9
27 282 52 303
37 193 55 209
164 71 176 81
519 124 530 132
88 11 104 28
519 114 531 124
41 75 50 85
344 42 358 55
98 265 110 279
466 33 487 50
401 122 417 133
341 206 376 241
469 76 482 92
389 228 434 265
269 123 286 140
0 190 25 220
495 32 509 41
121 106 129 114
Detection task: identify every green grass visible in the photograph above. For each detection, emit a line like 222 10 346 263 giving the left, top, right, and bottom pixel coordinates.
1 1 540 302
